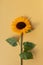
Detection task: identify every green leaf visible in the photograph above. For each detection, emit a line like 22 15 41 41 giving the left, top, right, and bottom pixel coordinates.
6 37 18 46
20 52 33 60
23 42 35 51
26 30 32 33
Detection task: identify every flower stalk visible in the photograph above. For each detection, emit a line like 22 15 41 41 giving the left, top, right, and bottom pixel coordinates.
20 33 23 65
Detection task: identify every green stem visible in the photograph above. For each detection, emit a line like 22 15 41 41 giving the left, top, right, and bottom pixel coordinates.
21 33 23 65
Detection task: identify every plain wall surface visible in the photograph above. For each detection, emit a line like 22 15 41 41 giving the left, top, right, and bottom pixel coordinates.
0 0 43 65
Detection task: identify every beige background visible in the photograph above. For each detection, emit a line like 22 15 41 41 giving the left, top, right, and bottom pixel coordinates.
0 0 43 65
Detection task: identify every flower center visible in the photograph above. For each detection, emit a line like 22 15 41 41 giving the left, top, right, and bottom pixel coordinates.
16 22 26 29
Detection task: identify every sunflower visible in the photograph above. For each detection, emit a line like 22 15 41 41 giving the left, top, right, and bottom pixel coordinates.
11 16 32 34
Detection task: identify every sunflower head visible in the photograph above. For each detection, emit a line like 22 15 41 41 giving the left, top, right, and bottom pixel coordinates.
11 16 32 34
